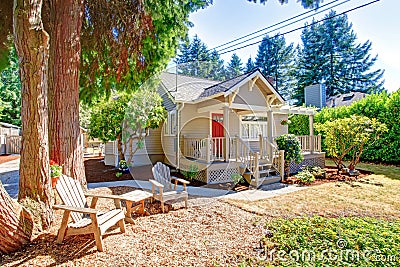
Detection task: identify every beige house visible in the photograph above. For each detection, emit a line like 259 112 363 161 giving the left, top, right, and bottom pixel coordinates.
106 69 324 186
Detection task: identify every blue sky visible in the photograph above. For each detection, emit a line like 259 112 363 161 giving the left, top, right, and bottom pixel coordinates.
188 0 399 92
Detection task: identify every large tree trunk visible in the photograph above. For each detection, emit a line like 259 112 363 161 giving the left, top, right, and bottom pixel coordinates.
0 182 33 254
14 0 53 230
45 0 86 185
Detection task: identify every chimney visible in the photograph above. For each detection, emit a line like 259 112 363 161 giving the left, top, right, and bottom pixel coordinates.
304 84 326 109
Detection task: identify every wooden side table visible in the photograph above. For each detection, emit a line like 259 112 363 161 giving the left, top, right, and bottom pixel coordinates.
119 190 153 223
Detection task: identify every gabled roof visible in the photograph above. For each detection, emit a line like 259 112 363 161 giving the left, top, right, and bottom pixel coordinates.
158 69 284 105
198 70 257 99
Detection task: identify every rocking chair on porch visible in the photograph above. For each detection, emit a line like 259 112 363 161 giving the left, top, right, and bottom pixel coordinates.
149 162 190 213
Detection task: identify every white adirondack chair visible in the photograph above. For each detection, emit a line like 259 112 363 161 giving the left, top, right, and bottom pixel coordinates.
149 162 190 213
53 175 126 252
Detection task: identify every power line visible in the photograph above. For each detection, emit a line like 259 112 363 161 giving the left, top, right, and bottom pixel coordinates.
210 0 347 51
216 0 350 53
218 0 381 56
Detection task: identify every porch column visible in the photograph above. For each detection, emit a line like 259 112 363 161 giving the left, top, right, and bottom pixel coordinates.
309 114 314 154
267 110 274 160
223 106 230 161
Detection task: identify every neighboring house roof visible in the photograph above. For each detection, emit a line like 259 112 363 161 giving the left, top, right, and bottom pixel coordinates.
158 69 284 105
159 72 219 102
326 92 367 108
0 122 20 129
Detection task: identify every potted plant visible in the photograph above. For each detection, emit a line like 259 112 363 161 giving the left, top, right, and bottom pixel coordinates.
275 134 304 180
50 160 62 188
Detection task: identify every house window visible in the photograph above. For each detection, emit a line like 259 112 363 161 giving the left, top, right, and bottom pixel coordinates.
165 110 177 135
240 116 268 140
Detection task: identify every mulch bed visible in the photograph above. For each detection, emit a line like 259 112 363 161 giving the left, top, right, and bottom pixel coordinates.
0 154 20 165
84 156 133 183
283 166 373 186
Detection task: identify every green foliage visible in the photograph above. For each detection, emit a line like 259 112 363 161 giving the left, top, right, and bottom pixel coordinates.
49 160 62 178
249 0 322 9
88 96 128 143
295 170 315 184
255 34 295 99
115 172 123 178
226 53 243 79
0 47 21 126
288 114 309 136
79 1 211 104
275 134 304 164
259 216 400 266
118 160 128 169
176 35 227 81
294 11 384 104
302 165 325 179
316 115 387 170
231 173 245 185
288 91 400 164
181 164 199 181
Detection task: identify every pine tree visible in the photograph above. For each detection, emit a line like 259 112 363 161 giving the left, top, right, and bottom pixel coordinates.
177 35 211 78
245 57 255 73
207 50 226 81
226 53 243 79
255 34 294 99
294 11 384 104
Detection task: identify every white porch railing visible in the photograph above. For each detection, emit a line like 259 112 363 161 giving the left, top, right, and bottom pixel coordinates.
296 135 321 153
182 137 209 161
182 136 226 162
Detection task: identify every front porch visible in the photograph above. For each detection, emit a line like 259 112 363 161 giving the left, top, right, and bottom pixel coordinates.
180 134 325 185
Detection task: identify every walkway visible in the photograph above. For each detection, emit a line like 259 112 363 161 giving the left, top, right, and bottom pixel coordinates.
0 159 307 201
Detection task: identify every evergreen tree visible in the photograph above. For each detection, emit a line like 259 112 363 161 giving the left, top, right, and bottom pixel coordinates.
207 50 226 81
294 11 384 104
255 34 295 99
0 47 21 126
176 35 227 80
226 53 243 79
245 57 256 73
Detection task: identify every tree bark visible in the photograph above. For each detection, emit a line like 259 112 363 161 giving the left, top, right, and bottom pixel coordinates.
13 0 53 229
44 0 86 185
0 182 33 254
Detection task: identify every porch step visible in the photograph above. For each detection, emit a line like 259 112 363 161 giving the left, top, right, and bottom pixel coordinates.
250 175 281 187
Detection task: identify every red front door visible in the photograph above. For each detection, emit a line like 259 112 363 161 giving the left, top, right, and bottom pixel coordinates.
212 114 224 159
212 113 224 137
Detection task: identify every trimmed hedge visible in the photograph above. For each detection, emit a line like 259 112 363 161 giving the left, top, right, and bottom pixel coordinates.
289 91 400 164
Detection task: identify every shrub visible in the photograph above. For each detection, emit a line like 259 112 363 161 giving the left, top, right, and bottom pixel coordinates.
289 91 400 164
181 164 199 181
303 166 326 179
275 134 304 178
316 115 387 171
231 174 245 185
295 170 315 184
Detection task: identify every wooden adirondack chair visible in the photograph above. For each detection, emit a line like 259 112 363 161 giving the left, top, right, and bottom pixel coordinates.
149 162 190 213
53 175 126 252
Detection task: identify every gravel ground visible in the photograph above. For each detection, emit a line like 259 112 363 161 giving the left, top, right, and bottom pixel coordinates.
0 186 264 267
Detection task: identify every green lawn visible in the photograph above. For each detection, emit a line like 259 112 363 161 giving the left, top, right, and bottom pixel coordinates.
227 161 400 266
241 217 400 267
